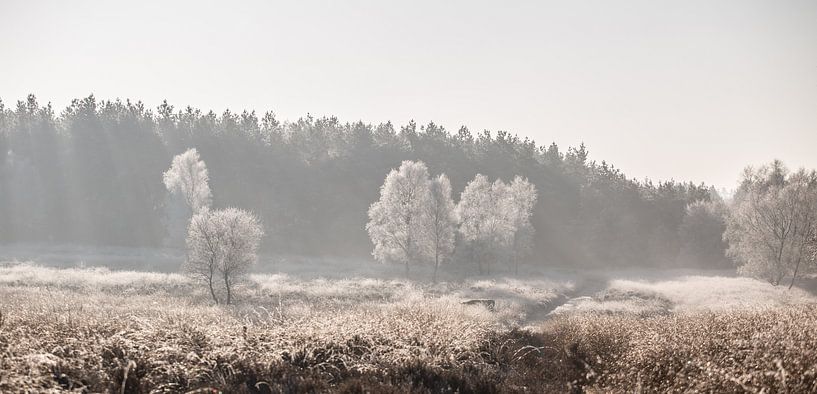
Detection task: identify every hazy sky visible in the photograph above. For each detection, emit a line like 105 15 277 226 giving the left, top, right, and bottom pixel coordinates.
1 0 815 189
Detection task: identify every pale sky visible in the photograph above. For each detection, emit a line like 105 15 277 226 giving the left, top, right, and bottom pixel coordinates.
1 0 815 190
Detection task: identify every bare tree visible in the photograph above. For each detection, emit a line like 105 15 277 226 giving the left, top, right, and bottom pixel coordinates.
784 171 817 288
217 208 264 304
366 160 431 275
424 174 457 282
725 162 817 287
185 209 223 304
184 208 263 304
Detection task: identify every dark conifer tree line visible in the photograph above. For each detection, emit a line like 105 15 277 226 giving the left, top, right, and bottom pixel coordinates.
0 95 726 268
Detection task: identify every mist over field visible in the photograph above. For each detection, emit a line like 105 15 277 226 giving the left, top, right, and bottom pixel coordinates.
2 1 817 392
0 95 728 268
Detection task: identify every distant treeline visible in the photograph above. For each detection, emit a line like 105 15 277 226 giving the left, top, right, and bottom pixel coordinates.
0 95 727 268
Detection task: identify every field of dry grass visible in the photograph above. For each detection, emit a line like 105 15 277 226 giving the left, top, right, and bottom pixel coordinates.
1 262 816 392
551 306 817 392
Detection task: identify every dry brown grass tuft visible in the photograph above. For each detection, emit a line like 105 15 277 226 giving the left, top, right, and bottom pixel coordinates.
547 306 817 392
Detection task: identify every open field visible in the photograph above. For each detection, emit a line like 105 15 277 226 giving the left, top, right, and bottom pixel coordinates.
1 262 816 392
4 2 816 392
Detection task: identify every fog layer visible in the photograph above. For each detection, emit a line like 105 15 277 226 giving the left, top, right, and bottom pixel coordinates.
1 95 725 269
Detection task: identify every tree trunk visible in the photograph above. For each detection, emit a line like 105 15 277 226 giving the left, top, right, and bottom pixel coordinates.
208 275 219 305
774 238 786 286
433 253 439 283
224 273 232 305
789 256 802 290
405 233 412 277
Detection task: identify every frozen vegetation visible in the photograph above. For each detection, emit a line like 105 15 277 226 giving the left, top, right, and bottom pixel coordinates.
1 261 816 392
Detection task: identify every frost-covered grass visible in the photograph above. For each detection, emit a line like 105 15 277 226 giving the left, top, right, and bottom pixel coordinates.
2 261 817 392
0 262 569 328
607 275 816 311
0 263 548 391
0 286 495 384
547 306 817 392
550 274 817 316
0 262 191 295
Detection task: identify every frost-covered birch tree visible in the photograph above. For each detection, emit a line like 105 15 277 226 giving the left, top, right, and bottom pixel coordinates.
215 208 264 304
163 148 212 212
504 176 537 274
424 174 457 282
185 209 223 303
185 207 263 304
725 162 817 287
366 160 431 275
457 174 513 275
163 148 213 246
457 174 537 275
